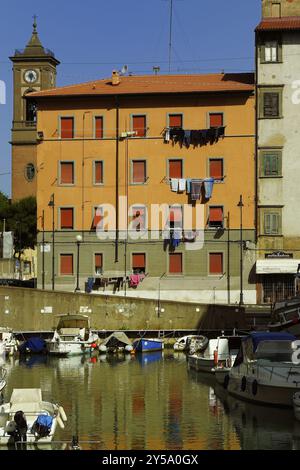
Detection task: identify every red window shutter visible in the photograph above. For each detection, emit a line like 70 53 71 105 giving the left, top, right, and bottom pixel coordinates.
60 208 73 229
209 207 223 222
209 159 223 179
209 113 223 127
93 208 103 229
60 254 73 275
95 161 103 184
169 114 182 128
169 207 182 223
95 117 103 138
60 162 74 184
169 160 183 178
169 253 182 274
95 253 103 268
132 253 146 269
132 161 146 183
209 253 223 274
61 117 74 138
133 115 146 137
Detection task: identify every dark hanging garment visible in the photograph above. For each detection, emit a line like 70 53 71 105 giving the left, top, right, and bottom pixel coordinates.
191 181 202 200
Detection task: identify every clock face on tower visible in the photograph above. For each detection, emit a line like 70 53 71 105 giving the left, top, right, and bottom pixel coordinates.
24 69 38 84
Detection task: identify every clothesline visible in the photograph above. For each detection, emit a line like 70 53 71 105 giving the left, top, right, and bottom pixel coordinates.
164 126 226 148
169 177 215 200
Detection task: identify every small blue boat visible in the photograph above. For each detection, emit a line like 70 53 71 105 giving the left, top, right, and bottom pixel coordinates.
133 338 164 352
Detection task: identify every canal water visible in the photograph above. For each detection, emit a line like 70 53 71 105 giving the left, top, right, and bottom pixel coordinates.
1 351 300 450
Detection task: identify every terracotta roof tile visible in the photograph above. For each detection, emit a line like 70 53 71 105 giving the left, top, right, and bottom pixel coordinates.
256 16 300 31
28 73 254 99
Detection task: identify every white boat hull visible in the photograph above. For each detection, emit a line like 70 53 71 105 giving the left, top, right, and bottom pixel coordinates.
187 355 215 373
47 341 94 356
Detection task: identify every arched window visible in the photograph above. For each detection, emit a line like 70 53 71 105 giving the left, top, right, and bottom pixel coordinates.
24 89 37 123
25 163 35 181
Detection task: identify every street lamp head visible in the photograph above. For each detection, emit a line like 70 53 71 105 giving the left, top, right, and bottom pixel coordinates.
48 194 55 207
76 235 82 243
237 194 244 208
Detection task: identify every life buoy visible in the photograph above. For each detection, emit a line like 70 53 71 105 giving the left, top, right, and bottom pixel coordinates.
58 406 67 422
241 376 247 392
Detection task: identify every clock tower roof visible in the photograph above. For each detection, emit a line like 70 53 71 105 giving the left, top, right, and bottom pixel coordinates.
10 17 60 65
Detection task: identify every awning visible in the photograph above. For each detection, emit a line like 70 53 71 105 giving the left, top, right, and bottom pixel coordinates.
256 259 300 274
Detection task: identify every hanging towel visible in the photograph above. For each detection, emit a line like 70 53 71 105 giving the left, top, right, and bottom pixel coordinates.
184 130 191 148
164 128 170 142
191 181 202 201
129 274 145 288
170 178 179 192
186 179 192 194
203 178 214 199
178 179 186 192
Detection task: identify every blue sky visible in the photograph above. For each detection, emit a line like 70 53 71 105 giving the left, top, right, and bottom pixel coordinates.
0 0 261 197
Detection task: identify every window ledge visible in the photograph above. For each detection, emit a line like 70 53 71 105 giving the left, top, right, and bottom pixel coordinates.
259 175 283 179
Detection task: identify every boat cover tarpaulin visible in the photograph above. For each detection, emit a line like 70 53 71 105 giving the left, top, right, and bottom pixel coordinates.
19 337 46 354
245 332 296 351
102 332 132 348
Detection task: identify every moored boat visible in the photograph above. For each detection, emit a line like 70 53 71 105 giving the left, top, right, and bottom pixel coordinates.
0 388 67 446
0 328 18 357
227 332 300 407
132 338 164 352
174 335 208 352
188 334 242 374
98 331 133 353
46 314 99 356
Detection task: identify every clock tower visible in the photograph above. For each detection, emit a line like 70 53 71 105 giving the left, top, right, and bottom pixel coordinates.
10 17 60 200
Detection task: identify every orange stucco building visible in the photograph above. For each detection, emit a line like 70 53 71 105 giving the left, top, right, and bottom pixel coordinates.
30 72 256 302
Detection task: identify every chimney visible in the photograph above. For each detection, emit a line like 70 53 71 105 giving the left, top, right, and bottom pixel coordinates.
111 70 120 86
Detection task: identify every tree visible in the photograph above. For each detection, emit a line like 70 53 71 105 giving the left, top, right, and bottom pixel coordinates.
0 194 37 259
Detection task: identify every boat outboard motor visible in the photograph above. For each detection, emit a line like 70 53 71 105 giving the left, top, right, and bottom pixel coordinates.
13 410 28 443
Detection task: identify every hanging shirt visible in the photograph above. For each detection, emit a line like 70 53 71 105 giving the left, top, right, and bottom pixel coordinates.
178 179 186 192
191 181 202 200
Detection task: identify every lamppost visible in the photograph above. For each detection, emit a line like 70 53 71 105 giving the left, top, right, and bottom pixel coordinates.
48 194 55 291
75 235 82 292
157 272 165 318
237 195 244 307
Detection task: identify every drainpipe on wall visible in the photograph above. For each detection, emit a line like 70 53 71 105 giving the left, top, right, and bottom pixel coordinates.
115 96 119 263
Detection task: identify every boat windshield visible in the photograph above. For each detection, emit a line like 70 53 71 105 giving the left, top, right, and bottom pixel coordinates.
57 317 89 330
254 340 293 362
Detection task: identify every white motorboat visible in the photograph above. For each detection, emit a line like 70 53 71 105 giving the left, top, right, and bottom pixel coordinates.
0 388 67 446
46 314 99 356
173 335 208 352
187 334 242 374
227 332 300 407
0 328 18 357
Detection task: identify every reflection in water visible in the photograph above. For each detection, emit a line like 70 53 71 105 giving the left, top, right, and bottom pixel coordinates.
1 352 299 450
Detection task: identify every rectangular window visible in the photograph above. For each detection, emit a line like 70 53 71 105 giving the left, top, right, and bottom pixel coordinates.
60 254 73 275
94 161 103 184
209 253 223 275
261 151 281 177
264 41 278 62
169 114 183 128
169 206 183 228
132 160 146 184
263 92 279 117
169 253 183 274
132 115 146 137
60 162 74 185
132 253 146 274
209 159 224 180
60 117 74 139
95 253 103 275
264 212 281 235
208 206 223 228
60 208 74 229
169 159 183 178
95 116 104 139
209 113 223 128
92 206 104 230
271 2 281 17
